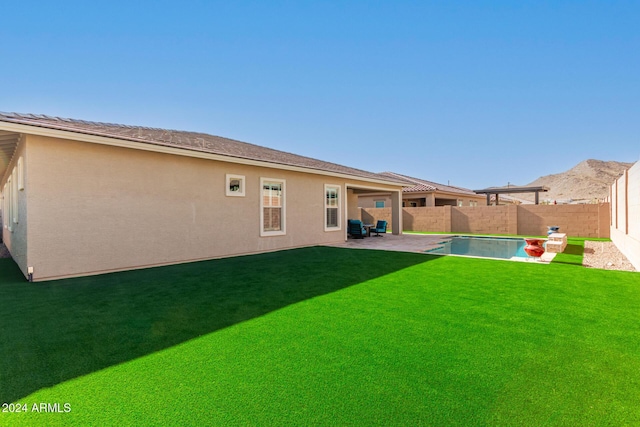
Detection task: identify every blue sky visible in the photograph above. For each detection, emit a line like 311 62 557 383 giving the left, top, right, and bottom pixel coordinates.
1 1 638 189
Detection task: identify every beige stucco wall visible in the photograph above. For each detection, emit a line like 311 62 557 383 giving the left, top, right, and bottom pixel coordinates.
629 165 640 239
19 135 399 281
363 204 609 238
610 162 640 270
358 194 392 209
347 189 362 219
433 193 484 207
360 192 483 208
424 194 436 207
1 138 28 277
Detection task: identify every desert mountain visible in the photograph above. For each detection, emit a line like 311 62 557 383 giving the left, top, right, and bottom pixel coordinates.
521 159 634 203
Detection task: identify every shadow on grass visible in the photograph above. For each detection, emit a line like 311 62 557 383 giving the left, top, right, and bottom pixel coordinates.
0 246 434 403
550 241 585 266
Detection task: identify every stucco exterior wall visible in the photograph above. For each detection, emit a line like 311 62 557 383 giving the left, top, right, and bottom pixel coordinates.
616 173 628 233
347 189 362 219
359 192 482 208
629 165 640 238
424 194 436 207
610 162 640 270
363 203 609 238
21 135 398 280
358 194 392 209
1 138 28 277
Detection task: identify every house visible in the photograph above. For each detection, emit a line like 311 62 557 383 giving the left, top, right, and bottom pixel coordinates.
610 160 640 270
358 172 486 208
0 113 405 281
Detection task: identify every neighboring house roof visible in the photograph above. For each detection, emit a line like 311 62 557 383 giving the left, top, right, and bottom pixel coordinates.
378 171 480 196
0 112 405 185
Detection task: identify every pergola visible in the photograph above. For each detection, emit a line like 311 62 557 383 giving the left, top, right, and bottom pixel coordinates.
473 186 550 205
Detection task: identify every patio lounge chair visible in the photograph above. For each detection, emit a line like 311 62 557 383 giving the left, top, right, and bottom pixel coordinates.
371 220 387 237
348 219 367 239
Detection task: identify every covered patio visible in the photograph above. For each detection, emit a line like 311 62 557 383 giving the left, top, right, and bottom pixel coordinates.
346 184 403 237
474 185 550 205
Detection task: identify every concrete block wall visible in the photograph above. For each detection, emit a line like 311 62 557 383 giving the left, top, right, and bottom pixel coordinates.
518 204 609 238
361 207 392 225
451 206 517 235
400 206 449 232
362 203 610 238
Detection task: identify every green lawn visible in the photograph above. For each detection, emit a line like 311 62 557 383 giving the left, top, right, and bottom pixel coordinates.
551 237 590 266
1 246 639 426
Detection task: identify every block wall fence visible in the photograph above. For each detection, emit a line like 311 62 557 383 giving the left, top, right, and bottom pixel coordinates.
360 204 610 238
610 161 640 270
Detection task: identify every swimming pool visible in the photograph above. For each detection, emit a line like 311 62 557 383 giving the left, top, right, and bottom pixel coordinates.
426 236 530 260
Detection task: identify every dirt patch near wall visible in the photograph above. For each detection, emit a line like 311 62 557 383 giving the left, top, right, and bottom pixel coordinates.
0 243 10 259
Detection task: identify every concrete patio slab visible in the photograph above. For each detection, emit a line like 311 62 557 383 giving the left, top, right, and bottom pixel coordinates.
325 233 556 264
326 233 453 253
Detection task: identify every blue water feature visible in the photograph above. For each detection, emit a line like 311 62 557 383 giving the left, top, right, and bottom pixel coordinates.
427 236 530 260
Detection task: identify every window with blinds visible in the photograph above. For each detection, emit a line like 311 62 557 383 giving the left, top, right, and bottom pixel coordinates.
261 178 286 236
325 185 340 230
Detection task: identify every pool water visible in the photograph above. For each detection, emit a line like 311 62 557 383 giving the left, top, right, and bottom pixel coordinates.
426 236 530 260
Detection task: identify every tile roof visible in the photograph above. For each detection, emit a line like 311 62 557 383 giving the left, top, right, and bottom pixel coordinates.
0 112 403 184
379 171 479 196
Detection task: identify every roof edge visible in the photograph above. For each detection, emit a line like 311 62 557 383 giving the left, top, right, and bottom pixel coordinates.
0 118 406 187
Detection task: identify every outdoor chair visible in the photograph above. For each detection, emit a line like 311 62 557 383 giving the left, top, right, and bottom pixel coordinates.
347 219 367 239
371 220 387 236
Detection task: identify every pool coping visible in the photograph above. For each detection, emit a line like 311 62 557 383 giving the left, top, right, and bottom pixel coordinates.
424 235 557 263
326 233 557 263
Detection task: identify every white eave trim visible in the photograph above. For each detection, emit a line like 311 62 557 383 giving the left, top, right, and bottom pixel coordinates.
0 121 406 188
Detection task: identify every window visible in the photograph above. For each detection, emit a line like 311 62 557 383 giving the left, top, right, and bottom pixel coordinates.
375 200 385 208
17 157 24 190
6 176 12 231
457 200 463 207
409 202 417 207
11 168 17 224
226 174 245 197
2 184 7 229
260 178 285 236
325 185 340 230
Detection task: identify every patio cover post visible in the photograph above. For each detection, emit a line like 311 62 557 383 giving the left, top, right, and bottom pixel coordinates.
486 193 490 206
391 190 402 235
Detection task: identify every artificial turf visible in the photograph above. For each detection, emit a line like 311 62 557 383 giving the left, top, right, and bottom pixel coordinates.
1 246 639 425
